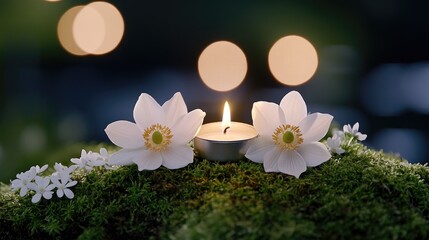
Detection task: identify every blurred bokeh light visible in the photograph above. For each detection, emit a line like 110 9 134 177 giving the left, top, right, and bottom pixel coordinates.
58 6 88 56
198 41 247 92
268 35 318 86
58 2 124 56
87 1 124 55
73 4 106 54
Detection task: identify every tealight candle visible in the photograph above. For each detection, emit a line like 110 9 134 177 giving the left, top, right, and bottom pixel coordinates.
194 102 258 162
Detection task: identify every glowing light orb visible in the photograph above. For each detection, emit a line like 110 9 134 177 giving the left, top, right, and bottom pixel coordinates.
198 41 247 92
57 6 88 56
73 5 106 54
57 2 124 56
268 35 318 86
87 1 125 55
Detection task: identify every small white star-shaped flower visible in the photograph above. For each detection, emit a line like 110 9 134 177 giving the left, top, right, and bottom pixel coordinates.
28 176 55 203
343 122 367 141
10 168 37 197
326 136 345 155
50 174 77 199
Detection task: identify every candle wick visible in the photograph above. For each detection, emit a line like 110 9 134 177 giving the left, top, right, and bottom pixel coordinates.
223 126 230 134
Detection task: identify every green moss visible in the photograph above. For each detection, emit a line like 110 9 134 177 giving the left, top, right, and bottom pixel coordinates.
1 141 429 239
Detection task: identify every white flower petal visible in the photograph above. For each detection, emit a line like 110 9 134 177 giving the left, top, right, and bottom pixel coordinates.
57 189 64 198
70 158 82 166
110 148 144 166
27 182 37 191
85 166 94 172
32 193 42 203
43 192 53 200
54 163 64 172
356 133 367 141
105 121 144 149
335 148 345 154
245 137 275 163
27 169 37 180
11 179 20 190
66 181 78 188
171 109 206 145
332 129 345 140
298 142 331 167
100 148 108 157
60 175 71 184
39 164 48 173
252 102 281 137
15 172 23 179
132 150 162 171
133 93 164 131
19 187 28 197
277 150 307 178
161 145 194 169
46 184 56 191
41 177 51 188
343 124 352 133
277 106 286 125
353 122 359 132
299 113 333 143
64 189 75 199
263 148 282 172
50 175 60 186
280 91 308 125
81 149 87 157
162 92 188 127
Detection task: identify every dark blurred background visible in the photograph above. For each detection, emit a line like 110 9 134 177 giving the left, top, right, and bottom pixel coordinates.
1 0 429 181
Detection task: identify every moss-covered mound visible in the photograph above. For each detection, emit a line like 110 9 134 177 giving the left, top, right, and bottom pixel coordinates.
1 142 429 239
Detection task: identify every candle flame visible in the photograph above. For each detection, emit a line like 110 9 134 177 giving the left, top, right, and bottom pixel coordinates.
222 101 231 133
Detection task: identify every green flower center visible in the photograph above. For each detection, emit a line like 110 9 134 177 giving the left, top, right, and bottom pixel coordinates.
272 124 303 150
152 131 163 145
283 131 294 144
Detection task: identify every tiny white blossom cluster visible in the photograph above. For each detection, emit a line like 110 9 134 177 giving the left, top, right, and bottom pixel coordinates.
10 148 112 203
326 122 367 155
71 148 115 171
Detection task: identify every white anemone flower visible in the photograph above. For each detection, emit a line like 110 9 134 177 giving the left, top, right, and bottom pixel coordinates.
343 122 367 141
245 91 333 178
105 92 205 171
28 176 55 203
11 168 37 197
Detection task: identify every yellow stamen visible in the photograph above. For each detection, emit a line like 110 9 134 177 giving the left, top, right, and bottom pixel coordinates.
272 124 303 150
143 124 173 152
